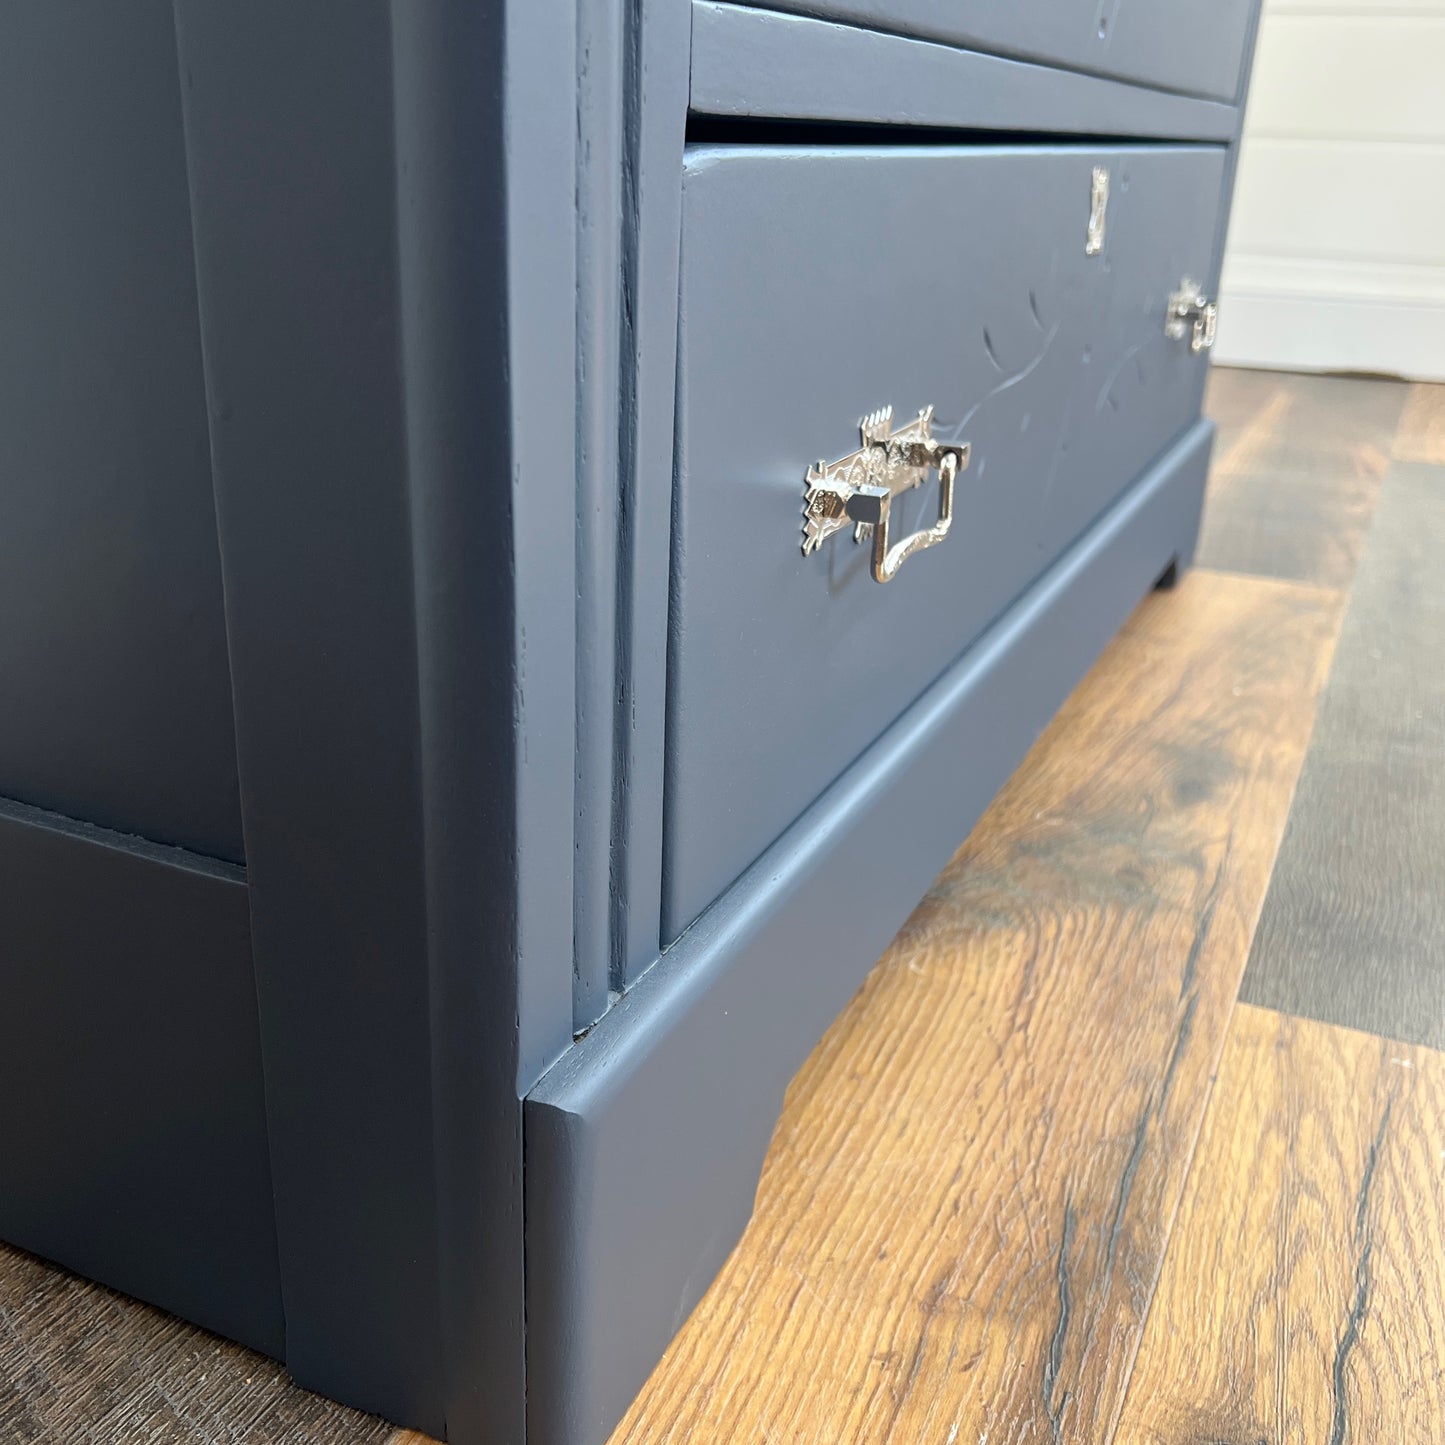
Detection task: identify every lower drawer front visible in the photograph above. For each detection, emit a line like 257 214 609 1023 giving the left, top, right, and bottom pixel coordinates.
665 142 1225 939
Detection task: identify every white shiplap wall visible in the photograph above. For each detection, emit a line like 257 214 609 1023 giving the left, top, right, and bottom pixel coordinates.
1215 0 1445 380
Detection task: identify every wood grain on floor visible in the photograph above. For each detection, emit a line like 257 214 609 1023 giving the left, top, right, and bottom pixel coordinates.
0 1245 395 1445
1395 382 1445 465
1198 370 1408 590
1116 1004 1445 1444
608 569 1344 1445
1205 372 1294 490
1241 462 1445 1051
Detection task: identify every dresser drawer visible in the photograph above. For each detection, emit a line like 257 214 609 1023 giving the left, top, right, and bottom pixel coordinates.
733 0 1255 102
664 142 1225 938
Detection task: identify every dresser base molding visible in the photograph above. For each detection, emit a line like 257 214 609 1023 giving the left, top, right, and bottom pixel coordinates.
525 418 1214 1445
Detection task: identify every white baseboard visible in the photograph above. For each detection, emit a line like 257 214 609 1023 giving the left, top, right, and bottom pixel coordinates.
1213 290 1445 382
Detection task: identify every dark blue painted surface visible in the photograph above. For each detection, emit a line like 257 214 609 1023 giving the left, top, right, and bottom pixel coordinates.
691 3 1239 138
664 142 1225 940
573 0 630 1029
0 3 242 862
716 0 1256 103
174 3 578 1437
0 800 280 1355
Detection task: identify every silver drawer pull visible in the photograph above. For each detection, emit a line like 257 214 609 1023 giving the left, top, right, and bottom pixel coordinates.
1165 278 1218 353
802 406 970 585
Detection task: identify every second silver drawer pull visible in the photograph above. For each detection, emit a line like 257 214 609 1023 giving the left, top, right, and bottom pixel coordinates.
1165 278 1218 353
802 406 970 585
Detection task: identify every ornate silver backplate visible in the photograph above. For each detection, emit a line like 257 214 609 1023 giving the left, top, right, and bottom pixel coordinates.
1165 277 1219 353
802 406 970 585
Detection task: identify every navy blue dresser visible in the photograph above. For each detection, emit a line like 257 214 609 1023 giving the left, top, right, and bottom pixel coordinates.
0 4 1259 1443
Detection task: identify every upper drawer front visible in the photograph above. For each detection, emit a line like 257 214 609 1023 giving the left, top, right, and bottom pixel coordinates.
664 143 1225 938
735 0 1255 103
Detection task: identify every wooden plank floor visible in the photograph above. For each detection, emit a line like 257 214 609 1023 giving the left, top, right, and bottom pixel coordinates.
1194 371 1406 591
0 1245 395 1445
5 370 1445 1444
609 569 1344 1445
1117 1005 1445 1443
1395 383 1445 466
